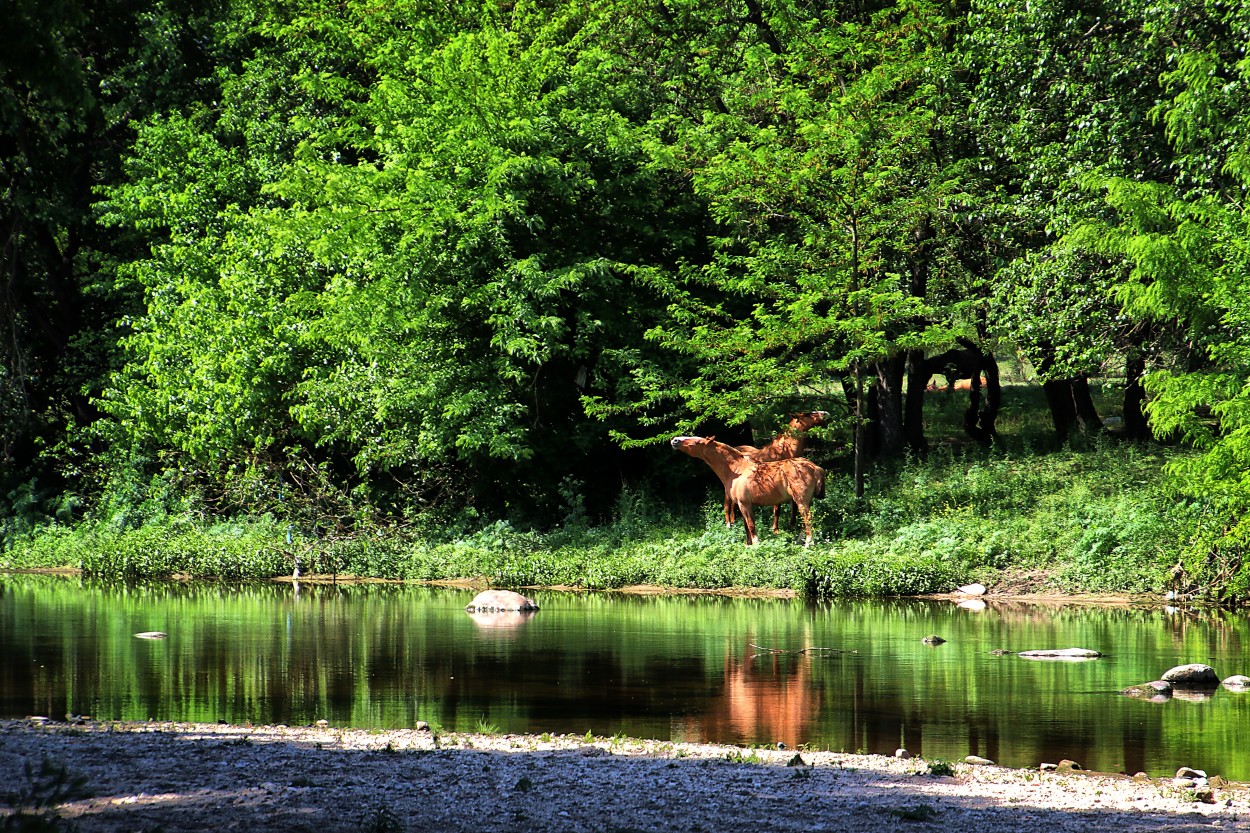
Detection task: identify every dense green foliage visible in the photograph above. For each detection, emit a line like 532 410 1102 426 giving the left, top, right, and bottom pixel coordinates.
4 0 1250 599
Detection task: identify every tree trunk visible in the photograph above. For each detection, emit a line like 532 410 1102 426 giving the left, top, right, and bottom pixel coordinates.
904 348 929 454
1042 379 1078 443
871 355 906 458
965 350 1001 447
1124 356 1150 440
1072 375 1103 432
852 363 865 499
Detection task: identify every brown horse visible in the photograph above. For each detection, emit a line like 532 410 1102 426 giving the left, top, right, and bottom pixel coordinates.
670 436 825 546
689 412 828 530
735 410 829 462
734 410 828 531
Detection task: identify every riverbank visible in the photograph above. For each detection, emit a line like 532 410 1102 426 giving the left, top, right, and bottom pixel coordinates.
4 441 1212 601
2 719 1245 832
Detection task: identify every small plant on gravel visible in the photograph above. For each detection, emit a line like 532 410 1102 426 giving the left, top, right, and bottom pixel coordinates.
358 805 404 833
725 749 762 765
924 759 957 778
583 730 594 743
889 804 939 822
4 757 91 832
474 718 501 735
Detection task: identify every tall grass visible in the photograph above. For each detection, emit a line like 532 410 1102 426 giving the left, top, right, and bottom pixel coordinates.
3 439 1196 600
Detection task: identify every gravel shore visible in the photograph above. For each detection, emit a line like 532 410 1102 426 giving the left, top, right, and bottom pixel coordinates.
2 719 1248 832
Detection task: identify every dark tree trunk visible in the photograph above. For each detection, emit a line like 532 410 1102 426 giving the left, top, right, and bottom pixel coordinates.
1124 356 1150 440
870 355 906 458
1072 375 1103 432
904 348 929 454
1042 379 1078 444
966 351 1001 447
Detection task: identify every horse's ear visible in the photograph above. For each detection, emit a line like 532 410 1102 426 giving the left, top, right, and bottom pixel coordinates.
707 436 716 442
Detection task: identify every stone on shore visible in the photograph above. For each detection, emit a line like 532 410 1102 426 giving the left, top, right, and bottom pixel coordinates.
965 755 995 766
1017 648 1102 660
465 590 539 612
956 583 987 596
1161 664 1219 686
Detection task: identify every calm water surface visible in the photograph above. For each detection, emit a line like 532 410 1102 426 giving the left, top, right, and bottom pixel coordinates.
3 574 1249 779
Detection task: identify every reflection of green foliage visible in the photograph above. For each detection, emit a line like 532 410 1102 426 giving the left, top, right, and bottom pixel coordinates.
9 574 1250 779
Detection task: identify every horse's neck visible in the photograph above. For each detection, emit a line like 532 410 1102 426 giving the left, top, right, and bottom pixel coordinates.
702 444 752 478
755 433 804 461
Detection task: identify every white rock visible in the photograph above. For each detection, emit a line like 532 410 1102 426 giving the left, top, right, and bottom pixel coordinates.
1017 648 1102 660
134 631 168 640
465 590 539 612
956 583 987 596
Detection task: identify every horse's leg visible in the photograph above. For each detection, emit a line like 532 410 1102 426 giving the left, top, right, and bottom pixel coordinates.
739 502 759 546
724 488 735 527
771 505 781 534
797 497 814 547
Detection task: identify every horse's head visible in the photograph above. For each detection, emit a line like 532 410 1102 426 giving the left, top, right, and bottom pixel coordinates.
789 411 830 431
670 435 716 458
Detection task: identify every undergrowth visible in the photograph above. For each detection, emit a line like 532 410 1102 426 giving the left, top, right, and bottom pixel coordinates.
1 441 1208 601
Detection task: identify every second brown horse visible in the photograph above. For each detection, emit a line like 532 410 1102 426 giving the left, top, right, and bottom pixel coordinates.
671 436 825 547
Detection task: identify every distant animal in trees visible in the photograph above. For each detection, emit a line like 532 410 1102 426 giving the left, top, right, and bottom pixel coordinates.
917 338 1000 446
670 436 825 547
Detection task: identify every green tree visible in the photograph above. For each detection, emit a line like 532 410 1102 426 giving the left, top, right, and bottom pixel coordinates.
1 0 224 539
964 0 1174 443
595 0 981 494
100 0 704 525
1071 2 1250 597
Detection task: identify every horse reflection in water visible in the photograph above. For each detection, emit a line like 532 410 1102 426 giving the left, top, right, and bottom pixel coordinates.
683 647 821 750
671 435 825 546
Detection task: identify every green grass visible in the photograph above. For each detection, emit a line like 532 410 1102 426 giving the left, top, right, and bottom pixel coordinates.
2 436 1200 600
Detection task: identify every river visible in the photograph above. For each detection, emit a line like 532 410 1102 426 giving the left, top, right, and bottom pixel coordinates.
3 573 1248 779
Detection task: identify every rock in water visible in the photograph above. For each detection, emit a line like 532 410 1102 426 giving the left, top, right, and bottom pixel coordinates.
1161 664 1219 686
955 583 987 596
134 631 168 640
1120 681 1173 701
1017 648 1102 660
922 635 946 645
465 590 539 612
1221 674 1250 690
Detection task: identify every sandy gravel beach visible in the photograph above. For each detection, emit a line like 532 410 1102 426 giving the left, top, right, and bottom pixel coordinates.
2 718 1247 832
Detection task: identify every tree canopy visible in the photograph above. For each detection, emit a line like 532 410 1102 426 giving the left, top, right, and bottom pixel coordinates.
5 0 1250 559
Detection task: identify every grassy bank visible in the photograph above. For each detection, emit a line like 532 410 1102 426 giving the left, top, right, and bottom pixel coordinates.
2 439 1201 601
